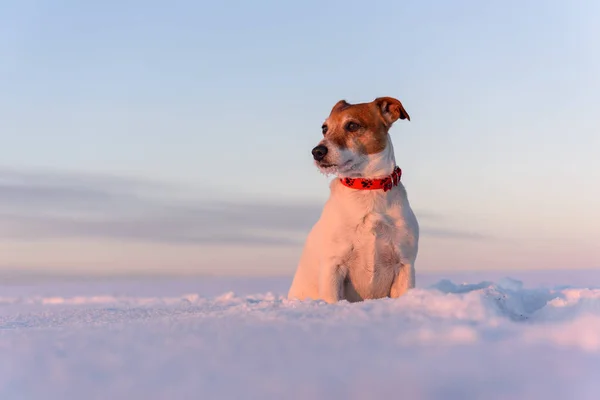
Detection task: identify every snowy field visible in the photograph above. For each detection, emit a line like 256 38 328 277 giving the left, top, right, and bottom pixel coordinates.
2 270 600 400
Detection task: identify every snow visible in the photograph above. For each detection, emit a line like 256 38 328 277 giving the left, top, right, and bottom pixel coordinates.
2 271 600 400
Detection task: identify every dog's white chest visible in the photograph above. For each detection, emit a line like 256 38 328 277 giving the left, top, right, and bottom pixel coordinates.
342 211 404 301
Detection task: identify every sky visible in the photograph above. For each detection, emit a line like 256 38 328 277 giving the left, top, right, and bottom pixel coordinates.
0 0 599 277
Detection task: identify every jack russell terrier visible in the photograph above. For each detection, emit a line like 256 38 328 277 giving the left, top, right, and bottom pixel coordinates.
287 96 419 304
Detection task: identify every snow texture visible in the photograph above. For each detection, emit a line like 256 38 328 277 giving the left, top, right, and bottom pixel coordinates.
1 271 600 400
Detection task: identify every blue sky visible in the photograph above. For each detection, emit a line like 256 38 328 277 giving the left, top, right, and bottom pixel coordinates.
0 0 598 276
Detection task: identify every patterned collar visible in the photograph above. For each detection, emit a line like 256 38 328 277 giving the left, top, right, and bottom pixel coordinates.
339 166 402 192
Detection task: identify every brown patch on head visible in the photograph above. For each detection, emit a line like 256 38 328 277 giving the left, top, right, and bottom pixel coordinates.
321 97 410 155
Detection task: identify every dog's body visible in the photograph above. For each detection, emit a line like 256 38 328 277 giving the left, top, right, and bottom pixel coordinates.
287 97 419 303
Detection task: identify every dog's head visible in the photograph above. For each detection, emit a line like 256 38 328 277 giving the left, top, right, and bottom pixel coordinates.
312 97 410 176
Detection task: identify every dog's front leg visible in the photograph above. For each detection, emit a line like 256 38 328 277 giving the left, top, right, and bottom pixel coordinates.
318 264 346 304
390 263 415 298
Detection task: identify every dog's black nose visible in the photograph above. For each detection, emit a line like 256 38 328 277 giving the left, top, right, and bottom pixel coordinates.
312 145 328 161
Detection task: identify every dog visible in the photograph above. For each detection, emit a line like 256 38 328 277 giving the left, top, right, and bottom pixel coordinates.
287 96 419 304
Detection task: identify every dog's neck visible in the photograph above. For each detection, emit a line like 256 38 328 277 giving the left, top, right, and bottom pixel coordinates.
340 135 397 179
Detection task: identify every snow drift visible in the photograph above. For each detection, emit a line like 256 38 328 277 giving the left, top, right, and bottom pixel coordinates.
1 273 600 400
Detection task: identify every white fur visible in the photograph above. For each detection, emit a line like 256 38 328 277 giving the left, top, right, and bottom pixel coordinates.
288 135 419 303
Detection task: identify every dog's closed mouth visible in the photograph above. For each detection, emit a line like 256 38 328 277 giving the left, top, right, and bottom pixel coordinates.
317 160 352 169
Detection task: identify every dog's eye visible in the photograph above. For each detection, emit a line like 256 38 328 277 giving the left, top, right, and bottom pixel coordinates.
321 125 328 135
345 122 360 132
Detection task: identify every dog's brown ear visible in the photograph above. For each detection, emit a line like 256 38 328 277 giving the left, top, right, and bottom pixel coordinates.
331 99 350 113
375 97 410 125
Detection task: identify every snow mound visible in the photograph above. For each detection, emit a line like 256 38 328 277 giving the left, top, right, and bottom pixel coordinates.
1 277 600 400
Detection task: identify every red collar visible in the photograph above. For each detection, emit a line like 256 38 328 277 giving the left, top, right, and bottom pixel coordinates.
339 167 402 192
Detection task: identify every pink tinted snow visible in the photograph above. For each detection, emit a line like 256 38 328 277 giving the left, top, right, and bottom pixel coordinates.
1 270 599 400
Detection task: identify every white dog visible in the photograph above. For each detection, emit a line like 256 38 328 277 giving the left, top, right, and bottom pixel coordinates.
287 97 419 304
